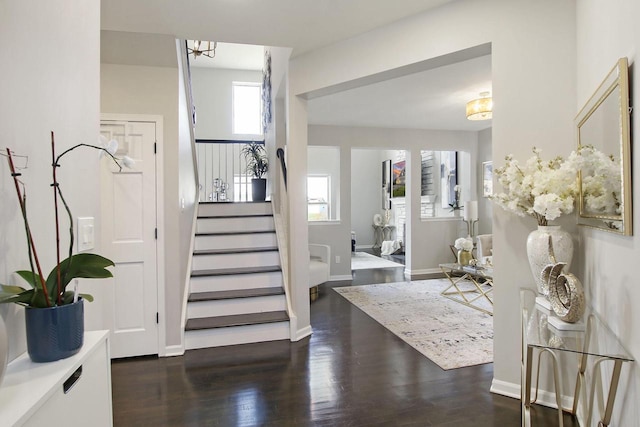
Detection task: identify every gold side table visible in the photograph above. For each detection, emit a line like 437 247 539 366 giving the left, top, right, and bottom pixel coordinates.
439 263 493 315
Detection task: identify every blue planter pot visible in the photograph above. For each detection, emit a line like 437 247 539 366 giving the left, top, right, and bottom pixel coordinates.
25 298 84 363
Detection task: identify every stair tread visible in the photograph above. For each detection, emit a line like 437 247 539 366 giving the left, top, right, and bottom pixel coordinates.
185 311 289 330
193 246 278 256
191 265 282 277
198 214 273 219
189 287 284 302
196 230 275 237
199 201 271 205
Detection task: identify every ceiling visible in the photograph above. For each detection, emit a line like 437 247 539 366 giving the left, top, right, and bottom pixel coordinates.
101 0 491 132
187 41 264 70
308 55 492 132
101 0 457 56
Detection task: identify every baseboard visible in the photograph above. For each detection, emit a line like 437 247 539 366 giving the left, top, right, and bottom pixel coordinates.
490 379 521 400
292 325 312 341
403 267 442 277
162 344 185 357
355 245 373 250
329 274 353 281
490 378 575 414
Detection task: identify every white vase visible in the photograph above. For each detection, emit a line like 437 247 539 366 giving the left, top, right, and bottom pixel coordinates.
526 225 573 296
0 314 8 386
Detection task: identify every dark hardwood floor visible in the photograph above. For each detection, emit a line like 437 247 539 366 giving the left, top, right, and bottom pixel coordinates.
111 266 576 426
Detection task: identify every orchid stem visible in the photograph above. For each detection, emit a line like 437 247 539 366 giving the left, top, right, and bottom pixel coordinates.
6 148 51 307
52 132 63 305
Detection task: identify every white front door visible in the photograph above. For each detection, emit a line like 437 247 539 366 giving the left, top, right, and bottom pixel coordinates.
100 120 158 358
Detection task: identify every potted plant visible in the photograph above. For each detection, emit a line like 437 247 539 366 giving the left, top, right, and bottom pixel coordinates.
241 142 269 201
0 132 132 363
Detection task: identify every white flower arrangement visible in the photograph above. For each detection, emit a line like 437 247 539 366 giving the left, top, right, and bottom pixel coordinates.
454 237 473 252
565 145 622 215
492 148 577 226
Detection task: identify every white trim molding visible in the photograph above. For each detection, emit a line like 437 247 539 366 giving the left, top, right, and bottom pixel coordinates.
292 325 313 342
329 275 353 281
490 379 574 413
163 345 185 357
404 267 442 278
100 113 166 357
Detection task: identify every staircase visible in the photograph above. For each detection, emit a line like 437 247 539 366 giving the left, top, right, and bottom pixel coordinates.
184 201 290 350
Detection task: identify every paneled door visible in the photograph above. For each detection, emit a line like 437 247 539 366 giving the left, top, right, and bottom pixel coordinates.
100 120 158 358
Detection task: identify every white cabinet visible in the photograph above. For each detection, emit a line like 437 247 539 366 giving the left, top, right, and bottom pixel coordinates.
0 331 112 427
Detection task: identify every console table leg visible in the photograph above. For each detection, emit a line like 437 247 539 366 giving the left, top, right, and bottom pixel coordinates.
523 346 534 427
601 359 623 427
587 358 623 427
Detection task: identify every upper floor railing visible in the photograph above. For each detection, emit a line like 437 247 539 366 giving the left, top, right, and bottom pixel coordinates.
196 139 264 202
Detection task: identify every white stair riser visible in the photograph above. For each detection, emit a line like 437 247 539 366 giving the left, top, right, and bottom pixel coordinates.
195 232 277 251
187 295 286 319
199 202 272 217
196 216 274 234
185 321 290 350
190 271 284 293
192 251 280 271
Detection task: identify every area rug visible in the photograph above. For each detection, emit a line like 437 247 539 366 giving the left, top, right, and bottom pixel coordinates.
334 279 493 370
351 251 404 270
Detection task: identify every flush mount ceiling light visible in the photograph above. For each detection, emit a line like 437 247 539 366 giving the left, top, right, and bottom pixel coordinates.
466 91 493 121
188 40 217 59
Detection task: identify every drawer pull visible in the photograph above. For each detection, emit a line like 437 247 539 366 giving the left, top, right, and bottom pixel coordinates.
63 366 83 394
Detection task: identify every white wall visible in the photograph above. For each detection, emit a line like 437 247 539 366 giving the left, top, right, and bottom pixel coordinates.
0 0 100 361
576 0 640 422
100 63 184 347
291 0 577 397
176 42 199 353
477 127 492 235
351 149 387 248
191 68 262 140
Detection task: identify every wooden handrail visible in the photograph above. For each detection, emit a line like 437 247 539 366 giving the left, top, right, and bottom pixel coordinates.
276 148 287 189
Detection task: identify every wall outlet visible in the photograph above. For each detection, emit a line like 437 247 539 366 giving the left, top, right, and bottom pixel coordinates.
335 256 341 263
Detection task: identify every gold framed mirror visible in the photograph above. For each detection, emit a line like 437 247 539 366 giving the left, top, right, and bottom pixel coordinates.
575 57 632 235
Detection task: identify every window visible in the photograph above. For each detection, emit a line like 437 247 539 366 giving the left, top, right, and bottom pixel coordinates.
308 176 330 221
308 146 340 221
232 82 262 135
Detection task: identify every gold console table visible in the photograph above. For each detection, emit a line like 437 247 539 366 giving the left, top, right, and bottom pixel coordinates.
520 289 634 427
439 263 493 315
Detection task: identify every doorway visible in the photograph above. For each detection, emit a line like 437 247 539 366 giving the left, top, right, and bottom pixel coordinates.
99 115 164 358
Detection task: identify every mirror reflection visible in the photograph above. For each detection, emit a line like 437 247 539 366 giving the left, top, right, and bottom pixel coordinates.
575 57 632 235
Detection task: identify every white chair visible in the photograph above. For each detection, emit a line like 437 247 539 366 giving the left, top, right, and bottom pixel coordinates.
309 244 330 301
476 234 493 265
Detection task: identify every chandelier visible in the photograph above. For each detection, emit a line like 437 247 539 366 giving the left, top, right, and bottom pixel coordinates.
466 91 493 121
188 40 218 59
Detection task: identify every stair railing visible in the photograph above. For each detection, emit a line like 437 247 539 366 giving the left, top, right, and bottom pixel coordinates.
196 139 265 202
272 147 295 336
276 148 287 189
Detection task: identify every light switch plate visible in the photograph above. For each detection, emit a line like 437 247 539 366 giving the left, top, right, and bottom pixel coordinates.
77 217 95 252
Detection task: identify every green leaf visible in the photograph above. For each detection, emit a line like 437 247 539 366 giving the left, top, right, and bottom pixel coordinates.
45 253 114 298
0 284 28 294
0 286 33 305
79 293 94 302
15 271 44 289
61 291 93 304
30 290 51 308
61 291 75 305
